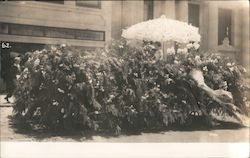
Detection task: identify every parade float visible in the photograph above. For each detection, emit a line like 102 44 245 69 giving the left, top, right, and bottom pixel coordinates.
12 16 249 135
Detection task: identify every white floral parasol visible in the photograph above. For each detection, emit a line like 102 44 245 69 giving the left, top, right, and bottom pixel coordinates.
122 15 201 43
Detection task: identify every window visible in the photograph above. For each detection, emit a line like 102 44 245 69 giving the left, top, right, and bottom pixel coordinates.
45 27 75 39
75 30 104 41
76 0 101 9
0 22 105 41
218 9 232 45
35 0 64 4
144 0 154 20
0 23 8 34
10 24 44 37
188 3 200 27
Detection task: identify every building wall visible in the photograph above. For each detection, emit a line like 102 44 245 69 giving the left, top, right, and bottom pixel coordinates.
0 0 248 60
0 1 112 48
204 1 249 69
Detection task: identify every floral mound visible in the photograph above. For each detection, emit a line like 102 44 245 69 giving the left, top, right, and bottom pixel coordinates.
13 41 249 135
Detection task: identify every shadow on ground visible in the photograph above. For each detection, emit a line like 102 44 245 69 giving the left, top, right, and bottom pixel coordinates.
7 114 246 142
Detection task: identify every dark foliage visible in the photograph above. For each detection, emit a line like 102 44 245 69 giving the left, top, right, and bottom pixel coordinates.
13 40 249 135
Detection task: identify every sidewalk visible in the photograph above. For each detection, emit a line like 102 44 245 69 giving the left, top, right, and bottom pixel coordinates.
0 104 249 142
0 94 14 107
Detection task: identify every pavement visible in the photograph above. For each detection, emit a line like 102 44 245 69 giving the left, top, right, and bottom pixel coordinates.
0 94 14 107
0 105 249 142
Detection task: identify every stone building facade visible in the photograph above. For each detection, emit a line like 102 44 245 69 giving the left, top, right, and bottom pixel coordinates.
0 0 249 90
111 0 249 69
0 1 112 48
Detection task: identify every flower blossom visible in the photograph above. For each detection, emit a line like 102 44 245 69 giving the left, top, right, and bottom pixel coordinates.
34 58 40 66
52 100 59 106
203 66 208 72
193 42 200 50
166 47 175 55
58 88 65 93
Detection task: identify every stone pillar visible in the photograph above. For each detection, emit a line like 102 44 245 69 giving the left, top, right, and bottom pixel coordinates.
200 1 209 51
176 1 188 22
241 4 250 72
162 1 175 19
153 1 162 18
207 2 218 51
122 1 144 28
103 1 112 42
134 1 144 23
232 9 242 48
111 1 122 39
154 1 175 19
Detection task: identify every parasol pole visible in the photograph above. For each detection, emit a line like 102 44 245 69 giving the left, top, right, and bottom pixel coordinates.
174 41 178 54
161 40 165 60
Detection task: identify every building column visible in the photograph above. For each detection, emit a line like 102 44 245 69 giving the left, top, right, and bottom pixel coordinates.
103 1 112 42
199 1 209 51
162 1 175 19
232 9 242 49
122 1 144 28
207 2 218 51
153 1 162 18
241 4 250 72
176 1 188 22
111 1 122 39
154 1 175 19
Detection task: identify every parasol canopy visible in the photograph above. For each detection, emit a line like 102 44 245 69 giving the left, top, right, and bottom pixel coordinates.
122 15 201 43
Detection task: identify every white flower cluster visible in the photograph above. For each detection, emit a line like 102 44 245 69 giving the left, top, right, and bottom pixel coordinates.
34 58 40 67
58 88 65 93
220 81 228 90
202 66 208 72
166 47 175 55
226 62 236 72
122 15 201 43
177 48 188 54
22 68 30 79
52 100 59 106
186 42 200 50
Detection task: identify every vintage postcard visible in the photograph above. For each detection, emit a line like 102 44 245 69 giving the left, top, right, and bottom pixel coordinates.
0 0 249 157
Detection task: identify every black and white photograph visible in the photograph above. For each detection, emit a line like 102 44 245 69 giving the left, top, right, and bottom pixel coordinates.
0 0 249 157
